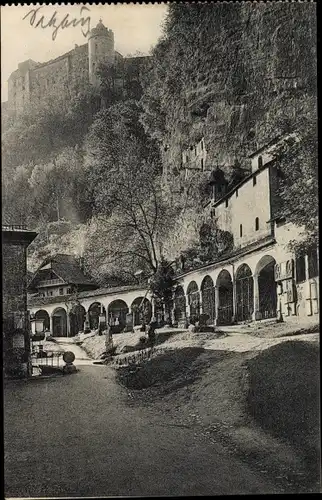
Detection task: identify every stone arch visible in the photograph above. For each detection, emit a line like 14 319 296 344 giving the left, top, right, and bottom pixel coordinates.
131 297 152 326
201 275 215 324
69 303 86 336
255 255 277 320
108 300 129 332
51 307 67 337
235 264 254 322
174 285 186 323
216 270 233 325
187 281 200 322
88 302 106 330
34 309 50 331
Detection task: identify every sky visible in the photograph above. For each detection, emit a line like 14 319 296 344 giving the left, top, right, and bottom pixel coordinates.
1 3 168 102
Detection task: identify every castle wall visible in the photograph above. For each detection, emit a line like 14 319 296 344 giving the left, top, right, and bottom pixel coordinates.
30 44 89 103
30 58 70 103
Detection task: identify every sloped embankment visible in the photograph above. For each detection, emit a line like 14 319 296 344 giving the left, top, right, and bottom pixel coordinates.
245 341 320 471
116 339 320 492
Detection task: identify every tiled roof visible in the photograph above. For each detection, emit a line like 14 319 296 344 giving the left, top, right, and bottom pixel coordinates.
27 283 148 307
29 254 96 288
50 255 96 286
175 235 276 279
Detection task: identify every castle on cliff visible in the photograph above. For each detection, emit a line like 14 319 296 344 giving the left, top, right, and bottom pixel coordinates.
4 20 148 117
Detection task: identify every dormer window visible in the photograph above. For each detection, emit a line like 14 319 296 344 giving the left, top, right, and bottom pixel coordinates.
258 156 263 169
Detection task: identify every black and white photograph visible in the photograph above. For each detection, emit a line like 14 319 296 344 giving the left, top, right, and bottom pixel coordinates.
1 2 319 497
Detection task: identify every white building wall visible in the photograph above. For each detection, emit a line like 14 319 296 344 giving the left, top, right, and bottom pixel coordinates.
214 168 272 248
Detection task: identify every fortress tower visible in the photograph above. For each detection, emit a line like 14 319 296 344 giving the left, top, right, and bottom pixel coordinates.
88 19 115 86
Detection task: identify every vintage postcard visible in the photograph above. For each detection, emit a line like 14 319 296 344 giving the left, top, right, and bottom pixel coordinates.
2 2 319 498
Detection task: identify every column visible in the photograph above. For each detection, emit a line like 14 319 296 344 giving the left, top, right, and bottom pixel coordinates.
84 311 90 332
50 315 54 336
214 285 219 325
304 255 312 315
252 275 260 321
151 297 156 320
182 296 188 328
276 282 284 321
232 279 237 324
66 312 70 337
310 281 319 315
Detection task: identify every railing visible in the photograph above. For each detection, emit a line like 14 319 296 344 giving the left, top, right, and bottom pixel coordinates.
217 305 234 325
2 224 28 231
38 278 65 287
31 350 64 375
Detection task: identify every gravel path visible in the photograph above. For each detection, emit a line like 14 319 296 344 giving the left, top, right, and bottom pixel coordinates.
4 341 285 497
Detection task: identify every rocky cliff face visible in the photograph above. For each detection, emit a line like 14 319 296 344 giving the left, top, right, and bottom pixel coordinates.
144 3 316 170
142 2 316 260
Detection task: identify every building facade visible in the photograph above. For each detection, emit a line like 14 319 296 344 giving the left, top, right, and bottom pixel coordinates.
4 20 148 117
3 225 38 377
26 136 319 335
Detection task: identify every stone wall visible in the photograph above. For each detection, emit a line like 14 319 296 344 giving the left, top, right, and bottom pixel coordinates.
29 44 89 103
3 242 30 377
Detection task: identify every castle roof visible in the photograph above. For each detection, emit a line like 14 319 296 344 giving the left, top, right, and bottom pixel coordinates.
89 19 111 38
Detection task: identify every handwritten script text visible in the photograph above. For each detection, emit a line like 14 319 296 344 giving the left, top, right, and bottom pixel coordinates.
23 6 91 41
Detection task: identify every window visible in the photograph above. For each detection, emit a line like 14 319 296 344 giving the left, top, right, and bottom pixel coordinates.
201 158 204 170
59 288 64 295
67 288 72 294
240 224 243 237
49 291 53 296
255 217 259 231
236 189 238 198
253 176 257 186
225 199 229 208
308 246 318 279
201 141 204 151
258 156 263 169
186 155 188 163
295 254 306 283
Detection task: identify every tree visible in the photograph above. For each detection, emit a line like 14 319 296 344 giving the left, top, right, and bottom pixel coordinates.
2 84 98 169
86 159 170 277
84 99 170 277
2 163 35 225
149 257 176 325
272 108 318 253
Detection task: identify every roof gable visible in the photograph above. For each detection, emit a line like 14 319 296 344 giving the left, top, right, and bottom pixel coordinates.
28 254 97 289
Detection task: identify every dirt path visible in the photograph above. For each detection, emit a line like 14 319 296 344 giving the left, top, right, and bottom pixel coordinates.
4 357 286 497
